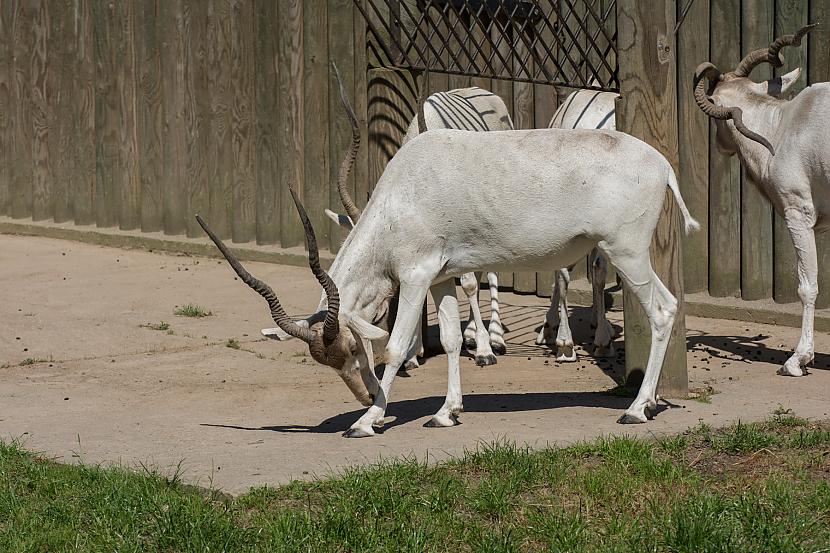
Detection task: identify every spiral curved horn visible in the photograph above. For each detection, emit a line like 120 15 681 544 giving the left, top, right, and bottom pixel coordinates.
288 186 340 345
693 62 776 155
734 23 817 78
196 215 315 343
331 62 362 224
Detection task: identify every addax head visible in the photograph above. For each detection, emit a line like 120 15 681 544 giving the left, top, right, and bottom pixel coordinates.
693 23 816 156
195 187 386 406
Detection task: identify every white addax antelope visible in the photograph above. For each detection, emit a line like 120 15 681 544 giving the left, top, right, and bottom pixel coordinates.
199 122 700 436
536 86 619 361
694 23 828 377
321 66 514 367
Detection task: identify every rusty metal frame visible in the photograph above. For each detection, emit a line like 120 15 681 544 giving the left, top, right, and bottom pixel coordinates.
355 0 619 92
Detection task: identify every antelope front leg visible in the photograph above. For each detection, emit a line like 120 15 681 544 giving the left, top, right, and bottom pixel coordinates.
779 208 818 377
425 278 464 427
344 282 429 438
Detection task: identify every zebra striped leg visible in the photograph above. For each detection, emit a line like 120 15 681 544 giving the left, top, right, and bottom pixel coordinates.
486 272 506 355
461 272 497 366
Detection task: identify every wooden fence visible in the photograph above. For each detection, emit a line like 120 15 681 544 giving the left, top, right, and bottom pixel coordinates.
0 0 827 308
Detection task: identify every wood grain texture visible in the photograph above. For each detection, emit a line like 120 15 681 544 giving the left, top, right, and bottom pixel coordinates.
740 0 774 301
810 0 830 309
0 2 9 216
72 0 96 226
185 0 210 238
616 0 688 396
353 0 370 216
676 0 709 293
254 0 280 245
229 0 256 243
367 68 416 191
136 0 164 232
31 0 50 221
48 0 74 223
708 0 741 297
277 0 304 247
327 0 355 252
93 0 139 229
9 0 33 219
772 0 806 303
303 0 330 249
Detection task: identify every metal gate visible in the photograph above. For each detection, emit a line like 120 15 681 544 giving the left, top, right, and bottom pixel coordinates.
355 0 619 91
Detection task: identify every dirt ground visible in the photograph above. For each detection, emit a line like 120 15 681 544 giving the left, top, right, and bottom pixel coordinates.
1 234 828 494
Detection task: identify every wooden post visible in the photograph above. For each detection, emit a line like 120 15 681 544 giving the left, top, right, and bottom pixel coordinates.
616 0 688 397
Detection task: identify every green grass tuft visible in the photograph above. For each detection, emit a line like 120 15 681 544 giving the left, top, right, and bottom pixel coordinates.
140 321 170 331
225 338 241 350
174 304 213 318
18 357 51 366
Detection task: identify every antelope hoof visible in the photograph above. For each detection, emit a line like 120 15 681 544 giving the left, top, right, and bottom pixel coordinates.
425 412 460 428
593 342 615 358
491 342 507 355
535 326 552 346
475 353 498 367
617 413 647 425
778 357 806 377
403 357 420 371
342 425 376 438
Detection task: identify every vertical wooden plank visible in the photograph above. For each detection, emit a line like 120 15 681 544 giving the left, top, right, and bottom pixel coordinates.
740 0 775 301
0 2 9 216
616 0 688 396
773 0 807 303
255 0 280 245
327 0 354 252
303 0 330 248
810 0 830 308
676 0 709 293
185 0 210 238
31 0 50 221
9 0 33 219
93 0 139 229
512 24 537 294
49 0 73 223
708 0 741 297
277 0 304 247
229 0 256 243
353 0 370 214
136 0 164 232
204 0 233 239
73 0 96 226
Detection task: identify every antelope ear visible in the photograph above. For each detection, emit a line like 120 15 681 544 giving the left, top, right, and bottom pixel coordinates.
261 320 309 341
324 208 354 230
764 67 801 97
347 315 388 341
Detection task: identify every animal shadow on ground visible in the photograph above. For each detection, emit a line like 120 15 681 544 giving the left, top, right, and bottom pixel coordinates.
687 330 830 371
201 391 635 435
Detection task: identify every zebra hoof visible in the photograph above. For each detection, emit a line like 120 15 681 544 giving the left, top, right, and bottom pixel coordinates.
475 354 498 367
593 343 615 358
463 337 477 350
491 342 507 355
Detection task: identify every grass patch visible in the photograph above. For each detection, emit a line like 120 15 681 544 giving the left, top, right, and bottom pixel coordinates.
174 304 213 318
225 338 241 350
140 321 170 331
686 384 718 404
1 421 829 552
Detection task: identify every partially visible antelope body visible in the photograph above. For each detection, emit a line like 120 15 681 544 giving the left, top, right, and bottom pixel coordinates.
694 23 828 376
200 124 700 436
